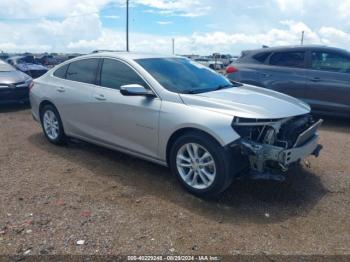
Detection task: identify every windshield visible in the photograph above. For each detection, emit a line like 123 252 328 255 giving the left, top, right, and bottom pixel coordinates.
22 56 35 64
136 57 240 94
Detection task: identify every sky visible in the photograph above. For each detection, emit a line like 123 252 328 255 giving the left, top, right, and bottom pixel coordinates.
0 0 350 55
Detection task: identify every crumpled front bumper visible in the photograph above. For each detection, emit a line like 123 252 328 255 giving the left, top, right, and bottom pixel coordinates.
280 135 322 165
240 119 323 173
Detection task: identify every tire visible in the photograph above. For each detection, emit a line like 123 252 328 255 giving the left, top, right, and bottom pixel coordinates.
40 104 66 145
169 132 234 198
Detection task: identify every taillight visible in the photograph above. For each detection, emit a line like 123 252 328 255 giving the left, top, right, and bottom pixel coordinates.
29 81 34 92
226 66 238 74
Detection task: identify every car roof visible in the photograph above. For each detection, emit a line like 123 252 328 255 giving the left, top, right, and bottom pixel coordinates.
74 52 179 61
0 59 15 71
245 45 349 54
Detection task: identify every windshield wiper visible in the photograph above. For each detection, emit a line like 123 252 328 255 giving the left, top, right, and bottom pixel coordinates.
182 83 237 94
213 84 234 91
182 88 210 94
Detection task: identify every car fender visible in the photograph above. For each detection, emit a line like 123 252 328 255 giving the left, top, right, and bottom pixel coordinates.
158 101 240 161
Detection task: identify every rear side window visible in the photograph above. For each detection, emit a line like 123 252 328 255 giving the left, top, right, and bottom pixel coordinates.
270 51 305 68
311 51 350 73
253 52 271 63
53 64 69 79
66 59 99 84
100 59 147 90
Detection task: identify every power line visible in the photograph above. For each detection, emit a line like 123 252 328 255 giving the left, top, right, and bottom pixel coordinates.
172 38 175 55
301 31 304 45
126 0 129 52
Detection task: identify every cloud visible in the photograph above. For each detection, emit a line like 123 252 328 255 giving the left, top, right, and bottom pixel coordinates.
0 11 102 52
133 0 211 17
156 21 173 25
103 15 119 19
64 21 333 55
0 0 111 18
275 0 304 13
1 18 350 56
318 27 350 46
338 0 350 19
0 1 350 55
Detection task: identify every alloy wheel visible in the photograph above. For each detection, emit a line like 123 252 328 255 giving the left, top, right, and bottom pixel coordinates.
176 143 216 190
43 110 59 140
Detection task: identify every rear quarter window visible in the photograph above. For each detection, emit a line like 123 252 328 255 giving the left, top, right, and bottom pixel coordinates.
252 52 271 63
66 59 99 84
53 64 69 79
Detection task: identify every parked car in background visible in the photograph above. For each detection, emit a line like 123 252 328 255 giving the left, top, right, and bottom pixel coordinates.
213 53 234 66
35 55 57 67
226 45 350 117
30 52 322 197
194 57 224 70
7 55 48 79
0 60 33 105
0 52 9 61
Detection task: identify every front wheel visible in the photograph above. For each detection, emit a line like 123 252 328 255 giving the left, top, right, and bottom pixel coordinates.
169 132 234 198
40 104 66 145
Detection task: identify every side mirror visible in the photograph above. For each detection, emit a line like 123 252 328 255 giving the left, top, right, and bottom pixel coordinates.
120 84 156 97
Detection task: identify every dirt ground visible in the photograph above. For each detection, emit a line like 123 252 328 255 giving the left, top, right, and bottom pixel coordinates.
0 105 349 258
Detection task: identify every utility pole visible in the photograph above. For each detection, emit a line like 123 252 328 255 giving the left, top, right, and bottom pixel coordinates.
126 0 129 52
301 30 304 45
172 38 175 55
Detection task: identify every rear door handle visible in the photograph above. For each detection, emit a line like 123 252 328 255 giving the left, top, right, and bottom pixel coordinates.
262 73 271 77
94 94 106 101
310 77 321 82
57 87 65 93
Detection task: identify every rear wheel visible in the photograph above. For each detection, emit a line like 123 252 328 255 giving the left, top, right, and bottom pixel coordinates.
40 104 66 145
169 132 234 198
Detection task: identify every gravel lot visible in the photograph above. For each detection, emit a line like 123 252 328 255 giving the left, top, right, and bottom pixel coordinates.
0 105 349 258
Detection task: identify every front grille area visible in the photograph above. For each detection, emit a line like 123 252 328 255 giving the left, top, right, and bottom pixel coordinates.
15 81 25 86
235 114 322 174
233 114 316 149
277 114 315 148
0 83 29 102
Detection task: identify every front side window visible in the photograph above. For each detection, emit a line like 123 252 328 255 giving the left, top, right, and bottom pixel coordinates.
311 51 350 73
53 64 69 79
136 58 239 94
100 59 147 90
270 51 305 68
66 59 99 84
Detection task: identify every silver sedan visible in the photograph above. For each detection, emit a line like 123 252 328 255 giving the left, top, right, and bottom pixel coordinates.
0 59 33 105
30 52 322 197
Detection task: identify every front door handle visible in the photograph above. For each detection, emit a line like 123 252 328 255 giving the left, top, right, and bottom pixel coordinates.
57 87 65 93
310 77 321 82
94 94 106 101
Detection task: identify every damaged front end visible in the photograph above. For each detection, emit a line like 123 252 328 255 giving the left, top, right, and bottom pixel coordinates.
232 114 323 180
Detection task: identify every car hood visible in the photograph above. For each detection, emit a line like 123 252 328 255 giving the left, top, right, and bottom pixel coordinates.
0 70 31 84
179 84 310 119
